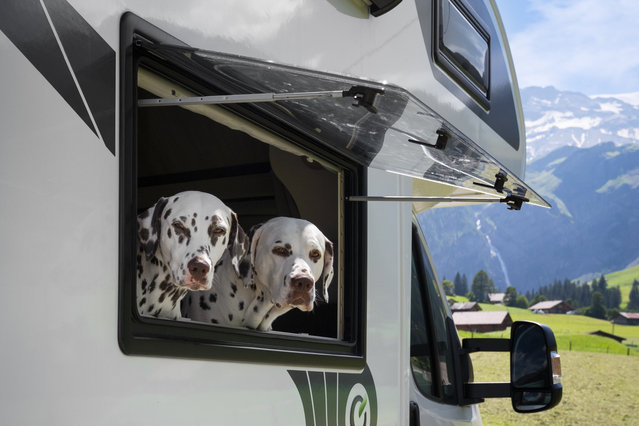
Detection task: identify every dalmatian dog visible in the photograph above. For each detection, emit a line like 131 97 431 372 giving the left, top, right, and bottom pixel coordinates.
136 191 247 320
182 217 334 331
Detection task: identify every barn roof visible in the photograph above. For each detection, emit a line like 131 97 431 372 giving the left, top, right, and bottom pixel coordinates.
528 300 570 310
618 312 639 320
488 293 506 303
452 311 512 326
450 302 480 311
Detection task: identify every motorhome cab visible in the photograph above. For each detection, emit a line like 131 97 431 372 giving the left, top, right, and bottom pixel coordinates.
1 0 561 424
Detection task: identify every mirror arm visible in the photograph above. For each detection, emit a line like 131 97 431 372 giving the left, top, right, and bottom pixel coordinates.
465 383 511 399
462 338 511 354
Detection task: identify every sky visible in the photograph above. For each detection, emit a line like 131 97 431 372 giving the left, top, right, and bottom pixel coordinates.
494 0 639 96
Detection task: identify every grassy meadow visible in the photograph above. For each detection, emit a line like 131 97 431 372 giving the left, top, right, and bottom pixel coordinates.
470 351 639 425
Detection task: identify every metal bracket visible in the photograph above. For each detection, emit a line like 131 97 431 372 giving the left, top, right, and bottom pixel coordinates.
500 194 529 210
474 171 508 193
408 130 449 150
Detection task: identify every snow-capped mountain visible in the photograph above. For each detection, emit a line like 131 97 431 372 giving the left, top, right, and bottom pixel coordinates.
522 86 639 162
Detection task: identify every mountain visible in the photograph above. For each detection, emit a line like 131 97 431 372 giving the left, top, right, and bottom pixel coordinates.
419 87 639 294
523 86 639 162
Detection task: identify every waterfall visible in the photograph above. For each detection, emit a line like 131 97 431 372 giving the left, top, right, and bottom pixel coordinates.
475 216 512 288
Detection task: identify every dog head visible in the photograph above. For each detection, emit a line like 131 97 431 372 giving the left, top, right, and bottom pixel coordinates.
138 191 247 291
247 217 334 312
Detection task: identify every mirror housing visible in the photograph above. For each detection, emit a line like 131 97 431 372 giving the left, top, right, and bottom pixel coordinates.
510 321 562 412
455 320 562 413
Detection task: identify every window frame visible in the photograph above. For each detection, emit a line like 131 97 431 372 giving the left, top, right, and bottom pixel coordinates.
410 221 459 404
118 12 367 369
433 0 491 109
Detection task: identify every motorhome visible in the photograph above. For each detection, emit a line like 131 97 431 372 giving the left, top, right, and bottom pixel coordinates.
0 0 561 424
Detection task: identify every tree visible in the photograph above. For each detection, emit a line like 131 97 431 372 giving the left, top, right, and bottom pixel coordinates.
505 286 518 306
628 280 639 311
605 286 621 309
470 270 496 303
514 295 529 309
586 291 606 320
454 272 468 296
530 293 547 306
442 279 455 296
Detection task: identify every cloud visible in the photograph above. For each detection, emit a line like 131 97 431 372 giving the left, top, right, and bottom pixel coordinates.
505 0 639 94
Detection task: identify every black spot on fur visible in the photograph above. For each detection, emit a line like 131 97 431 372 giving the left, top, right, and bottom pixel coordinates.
173 197 179 203
163 208 172 220
253 306 258 312
239 258 250 278
199 295 211 310
167 228 172 238
191 218 196 227
139 228 149 241
209 293 217 303
139 298 146 307
231 283 238 293
230 292 235 298
239 301 244 310
228 314 233 321
147 304 154 313
210 318 218 324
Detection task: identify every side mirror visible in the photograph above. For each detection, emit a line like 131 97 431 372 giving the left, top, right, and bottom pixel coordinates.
453 320 562 413
510 321 562 412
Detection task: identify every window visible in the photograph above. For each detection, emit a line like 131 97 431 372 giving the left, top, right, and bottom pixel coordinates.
434 0 490 108
119 14 365 368
410 223 457 402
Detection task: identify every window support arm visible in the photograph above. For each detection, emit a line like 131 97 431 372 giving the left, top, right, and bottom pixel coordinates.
138 85 384 113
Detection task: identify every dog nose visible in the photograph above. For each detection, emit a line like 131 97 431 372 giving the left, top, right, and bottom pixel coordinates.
188 257 210 281
290 276 313 292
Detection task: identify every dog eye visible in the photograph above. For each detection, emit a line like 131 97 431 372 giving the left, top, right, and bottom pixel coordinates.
272 246 290 257
309 249 321 260
212 226 226 235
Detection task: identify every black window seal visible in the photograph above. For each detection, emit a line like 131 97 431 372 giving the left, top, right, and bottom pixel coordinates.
118 12 367 369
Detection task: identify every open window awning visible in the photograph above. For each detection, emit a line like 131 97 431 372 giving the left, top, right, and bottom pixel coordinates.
137 41 550 210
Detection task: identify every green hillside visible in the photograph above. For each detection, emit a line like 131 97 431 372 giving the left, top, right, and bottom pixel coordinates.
605 264 639 307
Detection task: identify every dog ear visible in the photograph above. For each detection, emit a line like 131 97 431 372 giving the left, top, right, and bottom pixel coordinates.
321 239 334 302
242 222 264 287
227 211 249 278
138 197 168 260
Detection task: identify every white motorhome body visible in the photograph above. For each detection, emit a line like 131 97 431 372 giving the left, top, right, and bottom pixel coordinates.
0 0 559 424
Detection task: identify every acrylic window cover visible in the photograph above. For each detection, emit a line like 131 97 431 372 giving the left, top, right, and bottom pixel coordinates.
140 43 549 208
